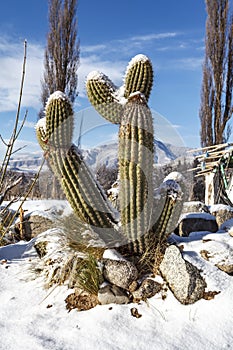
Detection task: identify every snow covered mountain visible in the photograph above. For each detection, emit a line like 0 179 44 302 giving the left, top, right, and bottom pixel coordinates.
7 140 191 173
82 140 191 170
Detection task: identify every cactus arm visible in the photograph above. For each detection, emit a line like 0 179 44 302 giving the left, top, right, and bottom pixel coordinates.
36 91 122 245
45 91 74 148
124 54 153 101
152 177 184 245
86 71 123 124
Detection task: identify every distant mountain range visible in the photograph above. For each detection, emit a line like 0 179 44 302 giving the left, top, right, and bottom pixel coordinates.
8 140 192 173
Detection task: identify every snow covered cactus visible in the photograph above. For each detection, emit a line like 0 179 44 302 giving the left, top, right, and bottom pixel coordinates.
36 54 183 265
86 54 181 255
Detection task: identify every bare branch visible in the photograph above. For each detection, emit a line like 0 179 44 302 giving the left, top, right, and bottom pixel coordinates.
0 134 9 147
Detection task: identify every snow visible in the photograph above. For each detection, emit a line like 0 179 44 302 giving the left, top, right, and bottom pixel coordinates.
6 199 72 219
163 171 184 183
210 204 233 213
0 200 233 350
45 91 70 111
103 248 126 261
179 212 217 222
125 54 151 74
35 117 46 131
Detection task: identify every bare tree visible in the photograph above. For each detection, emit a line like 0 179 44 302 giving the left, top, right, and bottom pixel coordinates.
40 0 80 115
200 0 233 147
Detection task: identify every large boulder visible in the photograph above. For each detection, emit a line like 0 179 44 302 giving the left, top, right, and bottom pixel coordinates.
160 245 207 304
18 214 54 240
175 212 218 237
181 201 209 215
210 204 233 228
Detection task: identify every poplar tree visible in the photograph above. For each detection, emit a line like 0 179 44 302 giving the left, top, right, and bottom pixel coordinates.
200 0 233 146
40 0 79 116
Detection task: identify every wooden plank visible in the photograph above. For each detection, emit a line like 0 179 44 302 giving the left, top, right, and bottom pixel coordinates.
187 143 229 153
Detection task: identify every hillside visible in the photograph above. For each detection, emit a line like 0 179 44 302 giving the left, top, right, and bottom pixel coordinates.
8 141 192 173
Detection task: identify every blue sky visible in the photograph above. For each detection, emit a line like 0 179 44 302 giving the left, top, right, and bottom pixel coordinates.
0 0 209 158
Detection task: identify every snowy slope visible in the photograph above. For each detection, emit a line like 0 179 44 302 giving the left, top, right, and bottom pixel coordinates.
0 200 233 350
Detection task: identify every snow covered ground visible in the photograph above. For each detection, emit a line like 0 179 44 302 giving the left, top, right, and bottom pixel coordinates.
0 200 233 350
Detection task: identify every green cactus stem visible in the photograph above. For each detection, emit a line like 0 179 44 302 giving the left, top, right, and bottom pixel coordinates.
119 92 154 254
45 91 74 149
86 71 123 124
124 54 153 101
151 175 184 245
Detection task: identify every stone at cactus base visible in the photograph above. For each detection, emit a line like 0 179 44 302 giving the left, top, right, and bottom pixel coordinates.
65 292 99 311
132 279 162 301
210 204 233 228
98 285 130 305
160 245 207 304
175 213 218 237
103 259 138 290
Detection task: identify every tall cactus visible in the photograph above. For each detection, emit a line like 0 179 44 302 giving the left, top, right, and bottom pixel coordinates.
86 55 155 254
86 54 183 255
36 54 183 261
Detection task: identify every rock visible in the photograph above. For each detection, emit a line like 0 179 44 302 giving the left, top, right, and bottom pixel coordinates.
19 215 54 240
175 212 218 237
181 201 209 215
103 259 138 290
210 204 233 228
65 292 99 311
98 285 130 305
132 279 162 301
160 245 207 304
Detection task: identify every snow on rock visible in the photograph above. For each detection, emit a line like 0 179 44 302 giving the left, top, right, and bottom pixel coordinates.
209 204 233 227
179 212 217 222
103 248 125 261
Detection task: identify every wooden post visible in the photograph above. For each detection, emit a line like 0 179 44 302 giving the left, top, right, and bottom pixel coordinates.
205 172 216 205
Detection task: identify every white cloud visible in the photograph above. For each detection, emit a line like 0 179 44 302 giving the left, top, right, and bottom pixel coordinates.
0 37 44 113
82 44 107 53
175 57 203 70
130 32 178 41
19 119 36 129
0 31 204 113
